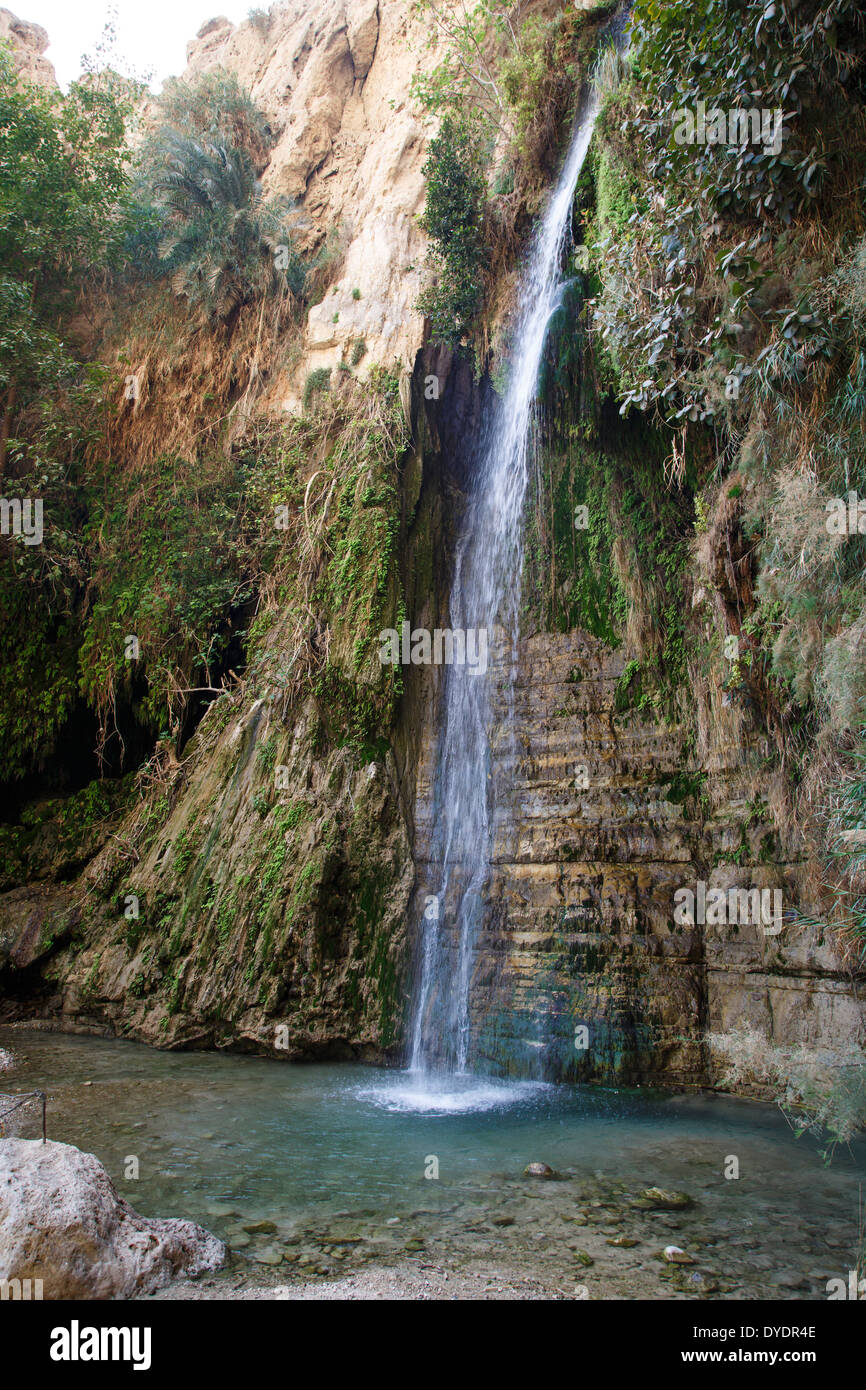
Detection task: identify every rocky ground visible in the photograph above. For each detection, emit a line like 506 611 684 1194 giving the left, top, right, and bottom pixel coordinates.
148 1262 569 1300
142 1170 847 1302
2 1129 854 1300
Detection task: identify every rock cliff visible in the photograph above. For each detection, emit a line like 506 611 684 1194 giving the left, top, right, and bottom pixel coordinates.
0 7 55 87
182 2 437 407
0 1 863 1099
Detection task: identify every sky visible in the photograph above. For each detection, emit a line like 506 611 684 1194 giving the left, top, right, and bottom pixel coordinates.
21 0 256 90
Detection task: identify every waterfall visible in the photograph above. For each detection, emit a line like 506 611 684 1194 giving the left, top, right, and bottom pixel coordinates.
409 92 601 1077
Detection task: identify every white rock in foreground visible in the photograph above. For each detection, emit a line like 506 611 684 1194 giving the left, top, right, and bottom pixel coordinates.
0 1138 225 1299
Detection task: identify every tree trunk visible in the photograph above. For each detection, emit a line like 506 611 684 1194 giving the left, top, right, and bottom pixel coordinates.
0 381 18 482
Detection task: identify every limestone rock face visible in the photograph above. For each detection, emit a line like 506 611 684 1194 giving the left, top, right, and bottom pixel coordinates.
181 1 435 407
0 8 56 87
347 0 380 80
411 628 864 1083
0 1138 225 1298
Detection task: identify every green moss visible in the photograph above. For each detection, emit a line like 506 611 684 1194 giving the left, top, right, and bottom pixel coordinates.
593 147 640 239
79 953 102 1005
255 732 278 774
172 827 197 874
663 769 707 805
614 659 642 713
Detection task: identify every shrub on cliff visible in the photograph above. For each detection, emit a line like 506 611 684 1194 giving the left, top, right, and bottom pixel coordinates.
155 68 273 173
418 113 488 345
585 0 866 959
412 2 619 345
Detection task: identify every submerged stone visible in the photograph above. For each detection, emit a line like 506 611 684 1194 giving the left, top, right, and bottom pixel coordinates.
524 1162 556 1179
253 1249 283 1265
640 1187 693 1210
662 1245 695 1264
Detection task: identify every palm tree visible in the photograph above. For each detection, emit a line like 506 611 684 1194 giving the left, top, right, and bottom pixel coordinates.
149 130 305 321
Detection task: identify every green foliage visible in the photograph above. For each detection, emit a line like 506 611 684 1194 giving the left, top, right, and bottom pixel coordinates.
581 0 866 963
77 459 251 739
412 2 617 344
256 732 278 774
409 0 519 136
311 373 407 749
0 65 326 782
809 732 866 959
0 45 133 465
592 147 640 239
0 275 72 401
629 0 857 221
523 433 628 644
614 658 642 712
525 266 691 717
663 768 707 805
418 114 488 344
0 584 79 780
302 367 331 410
499 5 615 163
0 56 144 777
0 46 133 284
128 72 309 318
591 0 866 421
153 68 273 171
0 775 129 889
239 371 407 757
141 129 302 321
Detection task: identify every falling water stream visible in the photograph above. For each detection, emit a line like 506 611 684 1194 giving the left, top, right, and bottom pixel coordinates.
408 93 601 1081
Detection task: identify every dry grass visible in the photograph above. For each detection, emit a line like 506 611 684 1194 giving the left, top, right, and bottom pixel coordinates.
707 1024 866 1154
99 281 304 472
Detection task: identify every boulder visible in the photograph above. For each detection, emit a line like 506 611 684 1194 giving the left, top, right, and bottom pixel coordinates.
0 1138 225 1299
524 1162 556 1179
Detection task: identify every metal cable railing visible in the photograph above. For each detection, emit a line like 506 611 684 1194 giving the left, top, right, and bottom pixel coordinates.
0 1091 46 1142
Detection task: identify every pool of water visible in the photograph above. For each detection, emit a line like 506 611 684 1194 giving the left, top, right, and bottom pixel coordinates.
2 1027 863 1299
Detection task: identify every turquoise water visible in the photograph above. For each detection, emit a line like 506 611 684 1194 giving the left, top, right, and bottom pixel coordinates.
2 1027 863 1298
